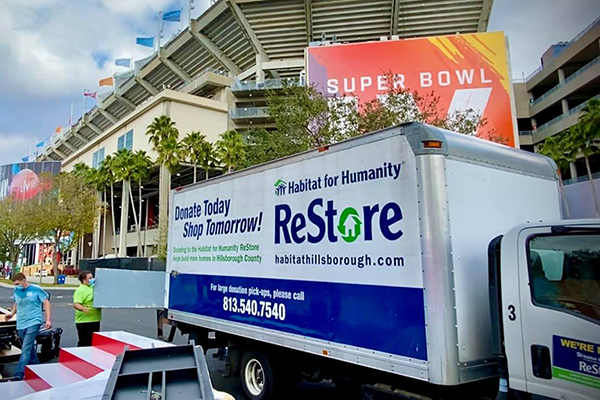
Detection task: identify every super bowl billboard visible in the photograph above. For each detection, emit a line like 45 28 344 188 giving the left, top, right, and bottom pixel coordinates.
0 161 61 201
307 31 517 147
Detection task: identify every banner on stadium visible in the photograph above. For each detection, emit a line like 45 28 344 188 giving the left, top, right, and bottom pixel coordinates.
307 31 517 147
0 162 61 201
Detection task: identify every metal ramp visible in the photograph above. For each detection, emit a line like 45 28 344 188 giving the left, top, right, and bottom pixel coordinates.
102 344 215 400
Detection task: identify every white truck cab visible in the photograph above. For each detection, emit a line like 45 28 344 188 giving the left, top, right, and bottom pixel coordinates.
490 220 600 400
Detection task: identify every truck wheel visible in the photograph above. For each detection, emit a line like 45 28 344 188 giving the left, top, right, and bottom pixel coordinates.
240 351 277 400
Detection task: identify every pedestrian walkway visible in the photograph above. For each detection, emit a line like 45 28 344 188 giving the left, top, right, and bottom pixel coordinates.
0 277 79 291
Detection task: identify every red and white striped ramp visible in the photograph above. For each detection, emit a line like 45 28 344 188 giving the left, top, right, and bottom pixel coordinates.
0 331 173 400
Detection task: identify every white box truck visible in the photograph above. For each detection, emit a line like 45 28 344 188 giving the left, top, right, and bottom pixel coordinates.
98 123 600 400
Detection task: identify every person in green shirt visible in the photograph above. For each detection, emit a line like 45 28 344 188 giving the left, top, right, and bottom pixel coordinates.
73 270 101 347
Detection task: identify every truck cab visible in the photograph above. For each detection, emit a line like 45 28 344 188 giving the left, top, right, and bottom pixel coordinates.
490 219 600 400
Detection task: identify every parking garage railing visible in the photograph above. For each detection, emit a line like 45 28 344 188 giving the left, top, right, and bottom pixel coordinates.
531 55 600 106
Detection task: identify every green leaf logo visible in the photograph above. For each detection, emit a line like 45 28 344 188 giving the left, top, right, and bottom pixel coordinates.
337 207 362 243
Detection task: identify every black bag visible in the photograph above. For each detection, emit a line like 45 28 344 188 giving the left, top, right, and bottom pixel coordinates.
36 328 63 362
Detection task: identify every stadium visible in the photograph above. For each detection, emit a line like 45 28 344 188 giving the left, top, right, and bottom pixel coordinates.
37 0 495 162
29 0 600 258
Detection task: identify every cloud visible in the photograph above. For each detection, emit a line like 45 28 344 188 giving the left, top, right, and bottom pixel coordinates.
489 0 600 78
101 0 175 15
0 0 181 98
0 132 35 165
0 0 214 164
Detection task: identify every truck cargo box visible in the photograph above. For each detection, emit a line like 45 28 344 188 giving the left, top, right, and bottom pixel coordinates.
165 123 561 386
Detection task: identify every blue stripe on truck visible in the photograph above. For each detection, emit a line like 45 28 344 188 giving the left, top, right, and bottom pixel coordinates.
169 274 427 360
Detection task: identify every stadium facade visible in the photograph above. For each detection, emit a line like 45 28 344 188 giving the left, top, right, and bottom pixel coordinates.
31 0 600 255
31 0 495 257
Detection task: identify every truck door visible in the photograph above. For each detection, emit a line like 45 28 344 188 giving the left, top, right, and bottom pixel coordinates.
518 226 600 400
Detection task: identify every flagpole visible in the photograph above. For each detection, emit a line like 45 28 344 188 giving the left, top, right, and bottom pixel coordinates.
156 11 163 52
82 93 86 119
70 103 74 126
189 0 193 26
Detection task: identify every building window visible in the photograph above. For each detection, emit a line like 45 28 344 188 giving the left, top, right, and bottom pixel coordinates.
118 130 133 151
92 147 105 169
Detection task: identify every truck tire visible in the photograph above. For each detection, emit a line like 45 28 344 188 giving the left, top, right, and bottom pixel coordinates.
240 350 278 400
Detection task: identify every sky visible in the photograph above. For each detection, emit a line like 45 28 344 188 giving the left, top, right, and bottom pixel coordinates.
0 0 599 164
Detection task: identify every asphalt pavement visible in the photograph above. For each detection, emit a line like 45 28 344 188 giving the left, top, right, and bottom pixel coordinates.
0 285 337 399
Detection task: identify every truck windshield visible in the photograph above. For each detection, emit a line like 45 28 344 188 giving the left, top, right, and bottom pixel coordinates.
528 233 600 323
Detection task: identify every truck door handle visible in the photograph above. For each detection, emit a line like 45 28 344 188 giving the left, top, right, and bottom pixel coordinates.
531 345 552 379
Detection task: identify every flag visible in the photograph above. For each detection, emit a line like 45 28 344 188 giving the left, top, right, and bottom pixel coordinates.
36 140 45 148
162 9 182 22
83 90 97 99
115 58 131 68
55 127 61 134
136 37 154 47
99 77 114 87
22 156 29 162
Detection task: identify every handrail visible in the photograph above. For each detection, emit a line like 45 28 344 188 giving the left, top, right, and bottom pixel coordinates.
526 16 600 81
531 55 600 106
229 107 269 119
232 77 302 92
564 171 600 186
537 93 600 132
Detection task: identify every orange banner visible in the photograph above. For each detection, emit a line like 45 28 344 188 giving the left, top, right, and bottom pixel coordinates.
99 76 114 87
307 31 516 147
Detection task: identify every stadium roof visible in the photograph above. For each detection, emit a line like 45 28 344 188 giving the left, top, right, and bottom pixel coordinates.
39 0 494 162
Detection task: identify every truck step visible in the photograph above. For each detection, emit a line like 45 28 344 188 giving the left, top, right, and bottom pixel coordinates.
24 363 84 391
59 347 116 379
0 381 35 400
91 331 172 355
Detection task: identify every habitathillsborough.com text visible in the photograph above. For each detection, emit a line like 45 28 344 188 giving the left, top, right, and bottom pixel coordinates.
274 253 404 269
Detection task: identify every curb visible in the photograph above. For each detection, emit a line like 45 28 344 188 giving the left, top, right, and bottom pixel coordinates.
0 282 77 291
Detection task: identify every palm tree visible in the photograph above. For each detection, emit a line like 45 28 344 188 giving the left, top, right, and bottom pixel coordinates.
199 140 218 181
71 162 92 181
91 166 111 258
146 116 181 259
539 133 576 218
216 130 245 173
99 154 118 255
181 132 208 183
112 149 138 257
571 101 600 217
131 150 154 256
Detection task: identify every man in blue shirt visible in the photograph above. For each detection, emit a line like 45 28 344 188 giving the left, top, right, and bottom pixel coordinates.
3 273 52 380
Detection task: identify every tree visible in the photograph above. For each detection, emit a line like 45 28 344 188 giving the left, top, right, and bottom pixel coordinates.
39 173 97 283
216 130 245 173
356 73 500 142
539 132 577 218
90 166 111 257
248 77 500 168
111 149 138 257
146 116 181 260
571 99 600 217
181 132 213 183
130 150 154 256
198 139 218 181
0 198 45 273
72 163 107 258
98 155 118 255
244 126 305 167
266 82 359 150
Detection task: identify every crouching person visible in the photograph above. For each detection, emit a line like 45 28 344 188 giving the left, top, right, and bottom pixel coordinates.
3 273 52 380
